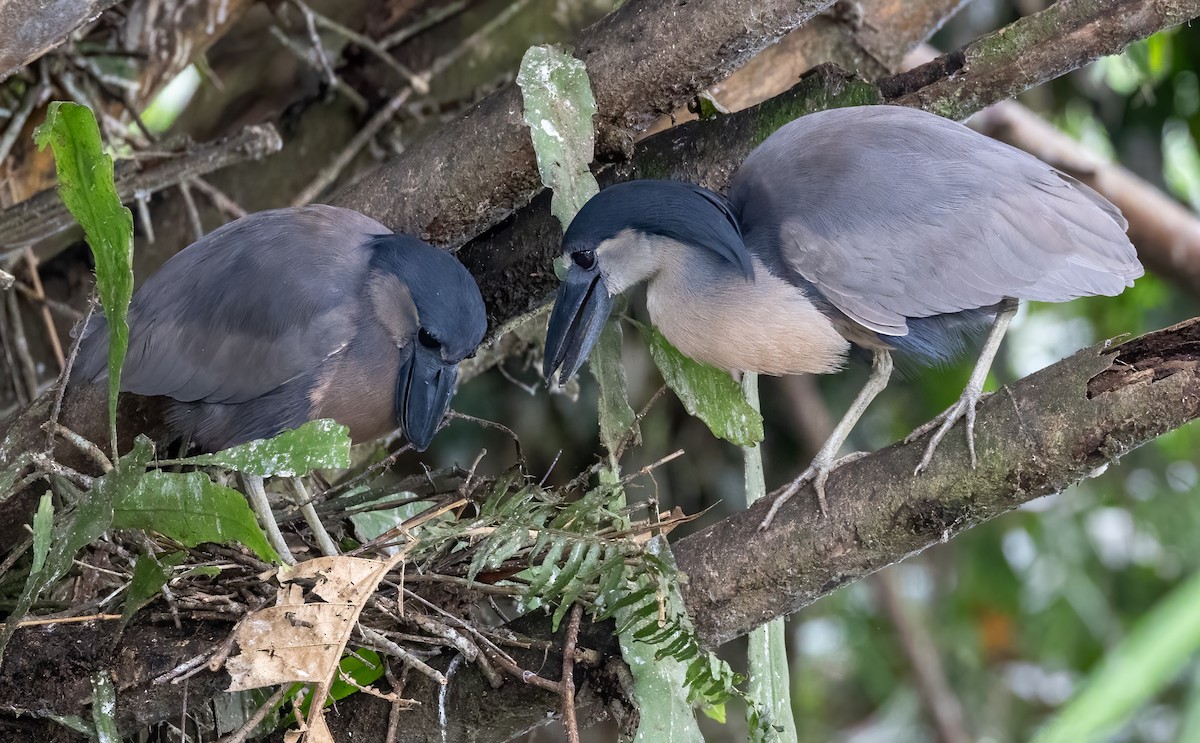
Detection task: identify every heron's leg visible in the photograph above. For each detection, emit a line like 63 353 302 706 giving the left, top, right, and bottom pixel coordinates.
906 303 1018 474
242 474 296 565
291 477 340 557
760 349 893 530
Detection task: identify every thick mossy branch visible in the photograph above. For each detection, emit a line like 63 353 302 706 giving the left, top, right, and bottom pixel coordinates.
887 0 1200 119
674 317 1200 647
331 0 838 250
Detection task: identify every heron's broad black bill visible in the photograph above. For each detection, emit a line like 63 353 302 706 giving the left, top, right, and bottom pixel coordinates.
543 267 613 384
397 350 457 451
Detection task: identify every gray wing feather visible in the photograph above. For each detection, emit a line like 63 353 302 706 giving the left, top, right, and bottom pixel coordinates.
77 205 389 403
729 106 1142 336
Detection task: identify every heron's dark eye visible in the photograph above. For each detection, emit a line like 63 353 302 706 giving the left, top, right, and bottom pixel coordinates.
418 328 440 349
572 250 596 270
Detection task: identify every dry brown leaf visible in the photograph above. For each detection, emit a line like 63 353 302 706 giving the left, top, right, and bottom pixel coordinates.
224 551 408 742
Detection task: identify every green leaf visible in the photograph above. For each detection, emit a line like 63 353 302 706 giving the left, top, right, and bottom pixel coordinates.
297 650 387 715
552 542 604 628
113 470 281 563
173 419 351 476
120 551 186 630
1 437 151 655
31 493 53 575
741 372 796 742
639 323 764 446
1033 567 1200 743
701 702 727 724
591 319 637 458
91 673 120 743
34 102 135 454
348 493 434 544
616 574 704 743
516 44 600 230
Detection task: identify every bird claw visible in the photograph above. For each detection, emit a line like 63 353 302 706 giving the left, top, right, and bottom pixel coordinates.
907 389 990 475
758 451 867 531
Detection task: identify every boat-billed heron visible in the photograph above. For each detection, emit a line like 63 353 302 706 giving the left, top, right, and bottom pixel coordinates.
543 105 1142 524
74 204 487 453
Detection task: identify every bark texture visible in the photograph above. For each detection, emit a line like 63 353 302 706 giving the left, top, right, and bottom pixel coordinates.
330 0 839 246
0 0 121 81
676 318 1200 647
887 0 1200 118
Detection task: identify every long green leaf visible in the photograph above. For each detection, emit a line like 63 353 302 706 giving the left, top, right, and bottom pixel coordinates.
742 373 796 742
92 673 120 743
1033 567 1200 743
639 323 764 446
591 319 637 458
173 419 351 476
516 44 599 230
34 102 134 455
615 539 704 743
30 493 53 575
114 470 281 563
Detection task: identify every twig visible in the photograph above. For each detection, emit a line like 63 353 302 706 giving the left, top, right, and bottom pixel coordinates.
290 86 413 206
873 572 971 743
614 384 668 460
268 25 369 112
384 663 410 743
561 604 583 743
186 177 249 220
42 421 113 472
426 0 534 79
177 180 205 240
11 281 81 321
47 300 94 455
134 190 156 243
241 474 296 566
0 68 48 166
6 290 38 403
0 535 33 582
296 0 431 94
449 411 525 463
379 0 468 49
21 249 64 371
214 685 289 743
30 452 93 489
618 449 685 486
291 1 340 92
0 124 281 257
354 496 467 553
482 646 562 694
358 625 447 685
319 440 415 499
0 613 122 630
291 478 339 557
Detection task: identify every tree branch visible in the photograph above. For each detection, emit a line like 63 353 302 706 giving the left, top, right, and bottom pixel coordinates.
676 317 1200 646
0 124 283 258
0 0 122 81
887 0 1200 119
329 0 839 246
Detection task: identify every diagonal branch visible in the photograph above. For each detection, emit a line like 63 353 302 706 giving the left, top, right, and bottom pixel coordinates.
676 317 1200 647
330 0 839 246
